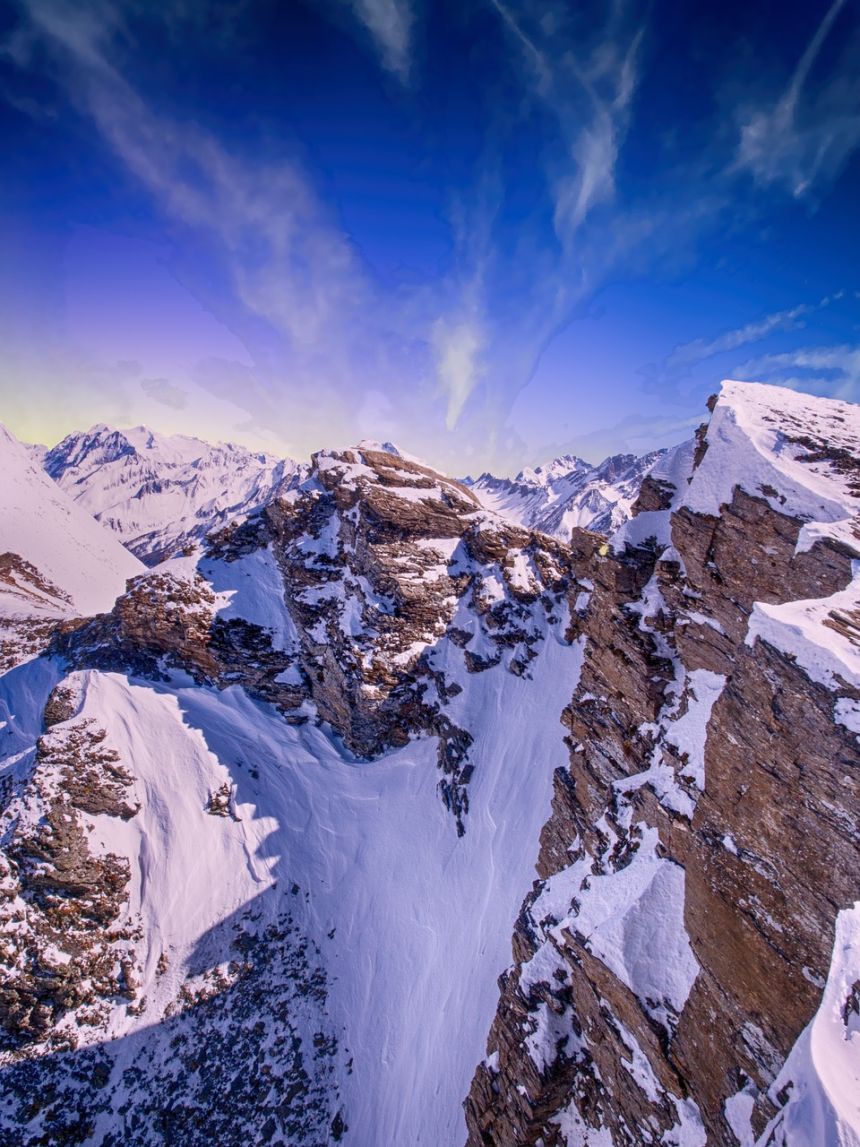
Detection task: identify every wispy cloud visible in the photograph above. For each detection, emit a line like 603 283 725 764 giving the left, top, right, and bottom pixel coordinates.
736 0 860 197
644 294 844 395
665 302 815 372
21 1 368 346
489 0 643 244
141 376 187 410
6 0 857 476
11 0 405 451
344 0 415 83
433 316 485 430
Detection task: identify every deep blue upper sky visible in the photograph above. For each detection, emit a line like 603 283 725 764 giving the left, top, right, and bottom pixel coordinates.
1 0 858 473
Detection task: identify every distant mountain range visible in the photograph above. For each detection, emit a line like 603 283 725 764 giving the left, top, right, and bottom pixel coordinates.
463 449 665 538
41 423 666 567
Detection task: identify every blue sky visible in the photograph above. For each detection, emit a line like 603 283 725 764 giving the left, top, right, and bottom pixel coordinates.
1 0 859 474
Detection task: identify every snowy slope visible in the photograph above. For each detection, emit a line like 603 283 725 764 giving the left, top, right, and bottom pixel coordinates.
466 449 664 539
44 424 300 564
0 581 584 1146
0 423 143 619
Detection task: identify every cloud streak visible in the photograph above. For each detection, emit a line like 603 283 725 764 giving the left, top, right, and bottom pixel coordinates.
489 0 644 244
344 0 415 82
736 0 860 197
643 295 846 399
732 343 860 403
665 302 814 372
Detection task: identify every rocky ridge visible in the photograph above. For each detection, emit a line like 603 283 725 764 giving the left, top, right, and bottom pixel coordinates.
51 442 584 835
465 382 860 1146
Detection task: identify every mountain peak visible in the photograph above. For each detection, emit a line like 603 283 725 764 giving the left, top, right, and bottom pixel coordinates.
44 423 299 564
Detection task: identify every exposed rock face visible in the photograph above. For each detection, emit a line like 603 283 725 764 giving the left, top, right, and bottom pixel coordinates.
0 681 140 1055
55 443 584 834
0 553 70 671
0 909 345 1147
465 383 860 1146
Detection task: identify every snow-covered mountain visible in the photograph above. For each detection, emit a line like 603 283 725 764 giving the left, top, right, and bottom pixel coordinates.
0 423 143 669
467 381 860 1146
464 448 665 538
1 383 859 1147
1 439 586 1145
44 424 300 564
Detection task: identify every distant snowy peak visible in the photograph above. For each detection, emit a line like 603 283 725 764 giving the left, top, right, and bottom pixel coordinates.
515 453 592 488
466 449 665 538
0 423 144 667
45 424 301 565
0 423 142 612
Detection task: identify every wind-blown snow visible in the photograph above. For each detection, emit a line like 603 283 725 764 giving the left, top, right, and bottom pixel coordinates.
612 438 698 554
748 902 860 1147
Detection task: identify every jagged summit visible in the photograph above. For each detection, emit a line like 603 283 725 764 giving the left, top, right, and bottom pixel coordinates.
353 437 427 465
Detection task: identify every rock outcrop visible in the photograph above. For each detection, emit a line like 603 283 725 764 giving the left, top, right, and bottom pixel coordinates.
54 443 584 834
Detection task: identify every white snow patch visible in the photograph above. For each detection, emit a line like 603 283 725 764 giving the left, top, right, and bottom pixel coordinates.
746 565 860 690
533 826 699 1029
666 669 726 790
201 547 299 652
724 1082 757 1146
